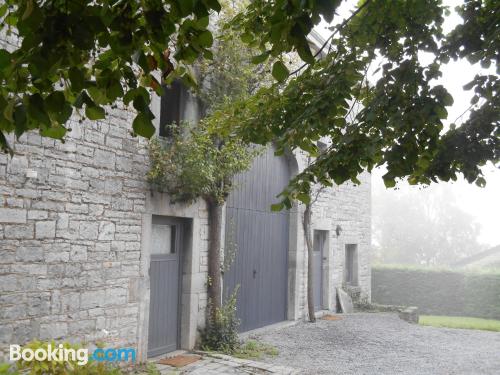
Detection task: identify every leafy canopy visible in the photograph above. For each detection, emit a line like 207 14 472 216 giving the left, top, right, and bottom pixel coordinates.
147 1 263 204
0 0 498 208
147 127 256 204
0 0 220 152
206 0 499 208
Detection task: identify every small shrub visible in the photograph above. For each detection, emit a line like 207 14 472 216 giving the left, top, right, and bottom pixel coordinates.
127 363 161 375
0 363 20 375
200 288 240 353
145 363 160 375
233 341 279 360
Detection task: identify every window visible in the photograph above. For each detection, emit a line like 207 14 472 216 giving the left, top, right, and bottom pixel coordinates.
314 230 327 253
344 244 358 286
159 81 186 137
151 224 176 255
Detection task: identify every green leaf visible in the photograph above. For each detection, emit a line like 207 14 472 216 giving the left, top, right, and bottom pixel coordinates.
132 112 155 138
251 52 270 64
14 105 27 136
27 94 50 125
56 103 73 124
0 4 8 18
272 61 289 82
202 0 221 12
480 59 491 69
475 177 486 187
296 193 311 205
45 92 65 113
179 0 195 16
85 105 105 120
463 81 474 90
197 30 213 47
68 67 85 91
203 49 214 60
87 86 108 105
270 202 285 212
3 100 14 121
175 46 199 64
133 50 150 73
296 42 314 64
317 0 336 23
0 49 11 70
442 93 454 106
181 69 198 88
106 79 124 101
434 106 447 119
196 16 210 29
40 125 67 139
74 91 92 108
123 87 149 106
133 95 149 112
383 177 396 188
241 32 253 44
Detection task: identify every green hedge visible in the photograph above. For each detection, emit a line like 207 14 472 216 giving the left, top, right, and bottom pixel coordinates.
372 266 500 319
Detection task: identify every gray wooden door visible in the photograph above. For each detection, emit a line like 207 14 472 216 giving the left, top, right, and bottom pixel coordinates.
148 216 183 357
224 146 290 332
313 230 326 311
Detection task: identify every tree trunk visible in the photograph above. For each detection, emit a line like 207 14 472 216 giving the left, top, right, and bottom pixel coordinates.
303 201 316 323
207 197 223 320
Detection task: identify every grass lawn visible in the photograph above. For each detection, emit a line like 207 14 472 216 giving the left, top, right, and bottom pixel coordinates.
419 315 500 332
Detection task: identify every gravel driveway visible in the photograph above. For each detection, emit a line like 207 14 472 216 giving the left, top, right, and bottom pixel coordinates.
250 313 500 375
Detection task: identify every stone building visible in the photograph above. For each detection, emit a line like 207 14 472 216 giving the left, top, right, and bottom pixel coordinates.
0 32 371 361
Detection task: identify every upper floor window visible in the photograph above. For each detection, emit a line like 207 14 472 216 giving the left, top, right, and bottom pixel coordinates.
158 80 203 137
159 80 187 137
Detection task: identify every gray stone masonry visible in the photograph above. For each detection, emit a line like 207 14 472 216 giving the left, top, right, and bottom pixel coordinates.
0 103 148 356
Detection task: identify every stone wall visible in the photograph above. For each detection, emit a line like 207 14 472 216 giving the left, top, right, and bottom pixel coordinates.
0 109 211 360
0 105 149 354
372 266 500 319
0 124 372 359
0 30 212 361
292 152 372 318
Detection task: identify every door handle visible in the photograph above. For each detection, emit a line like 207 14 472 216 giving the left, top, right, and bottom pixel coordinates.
253 269 257 278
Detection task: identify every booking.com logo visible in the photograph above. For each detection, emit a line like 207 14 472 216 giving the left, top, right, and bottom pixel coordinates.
9 344 136 365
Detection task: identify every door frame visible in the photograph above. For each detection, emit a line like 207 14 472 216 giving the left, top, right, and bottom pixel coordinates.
313 229 329 311
137 194 208 362
147 216 184 358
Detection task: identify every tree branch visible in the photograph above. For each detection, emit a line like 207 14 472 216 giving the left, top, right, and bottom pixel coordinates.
290 0 373 76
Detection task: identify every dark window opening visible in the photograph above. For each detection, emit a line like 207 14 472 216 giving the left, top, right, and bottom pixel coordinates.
345 244 358 286
159 80 185 137
314 230 327 252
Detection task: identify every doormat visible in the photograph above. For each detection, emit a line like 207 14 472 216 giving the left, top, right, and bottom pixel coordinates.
322 315 343 321
157 354 202 368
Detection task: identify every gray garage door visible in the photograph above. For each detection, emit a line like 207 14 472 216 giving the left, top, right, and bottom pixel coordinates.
224 146 290 332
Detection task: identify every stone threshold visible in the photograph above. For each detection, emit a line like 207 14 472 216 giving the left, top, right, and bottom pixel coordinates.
150 351 300 374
